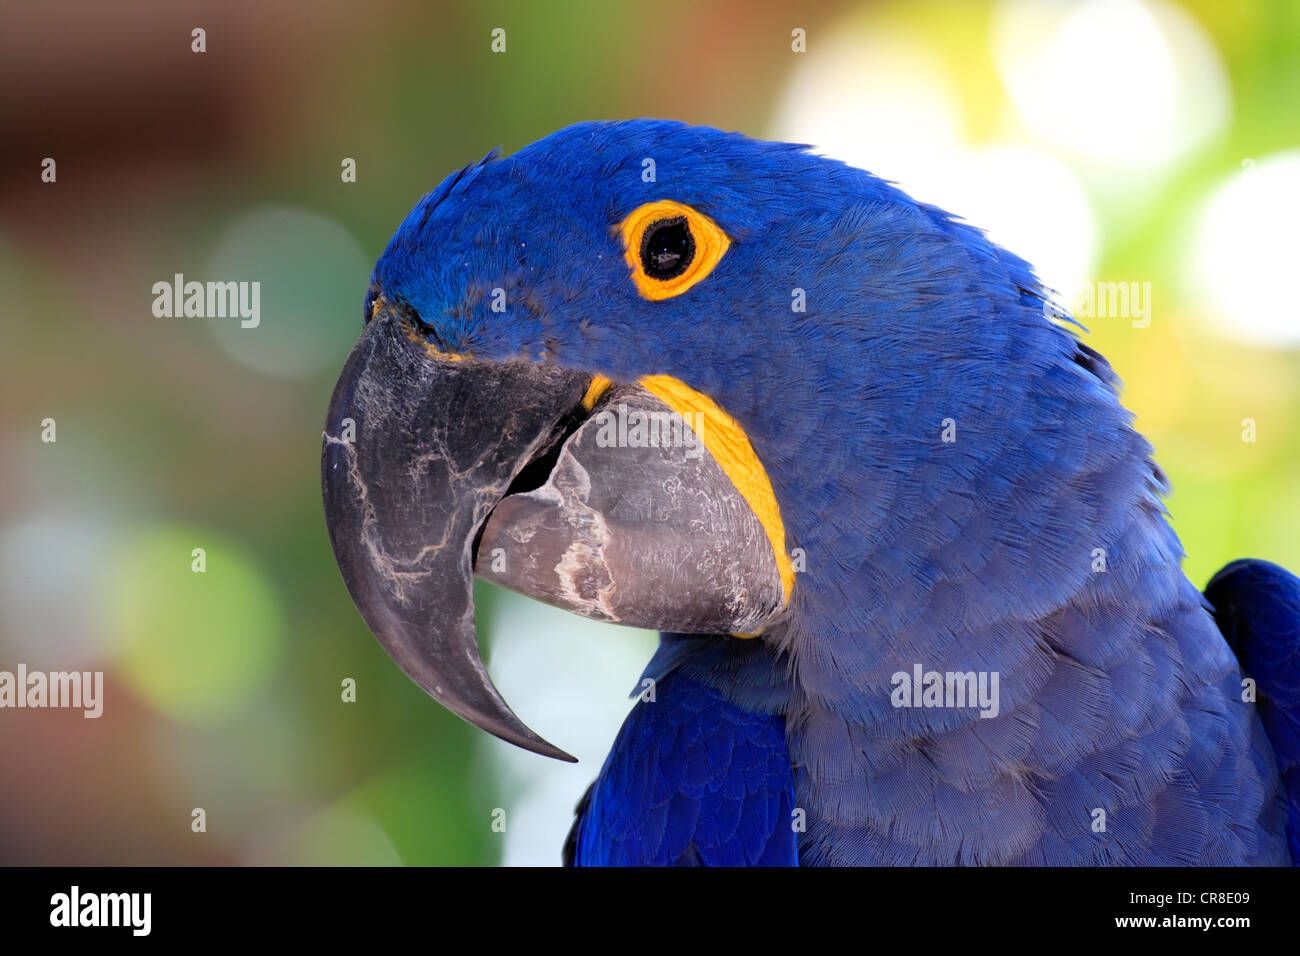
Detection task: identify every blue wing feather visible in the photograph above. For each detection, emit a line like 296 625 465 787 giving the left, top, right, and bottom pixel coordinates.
564 671 798 866
1206 558 1300 861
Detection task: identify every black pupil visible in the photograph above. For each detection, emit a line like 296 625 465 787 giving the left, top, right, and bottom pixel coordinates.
640 217 695 280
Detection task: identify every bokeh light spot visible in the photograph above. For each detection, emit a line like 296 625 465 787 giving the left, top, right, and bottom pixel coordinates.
0 512 121 665
205 205 369 379
992 0 1230 171
1187 150 1300 348
106 526 285 723
770 25 964 198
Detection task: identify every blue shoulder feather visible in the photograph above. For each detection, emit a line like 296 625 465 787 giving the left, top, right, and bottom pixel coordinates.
565 671 798 866
1206 558 1300 861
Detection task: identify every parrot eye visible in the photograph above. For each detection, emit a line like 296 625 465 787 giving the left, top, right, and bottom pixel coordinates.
618 200 730 301
641 217 694 279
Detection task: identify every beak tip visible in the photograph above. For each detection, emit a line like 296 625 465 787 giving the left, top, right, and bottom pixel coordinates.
481 716 578 763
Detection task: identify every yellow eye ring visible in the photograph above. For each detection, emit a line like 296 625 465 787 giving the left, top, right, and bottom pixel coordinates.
617 200 730 301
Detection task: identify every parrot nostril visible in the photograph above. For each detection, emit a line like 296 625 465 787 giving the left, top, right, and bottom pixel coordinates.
375 294 465 356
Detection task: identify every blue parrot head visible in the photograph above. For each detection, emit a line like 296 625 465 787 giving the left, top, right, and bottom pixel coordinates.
365 119 1033 410
324 119 1153 758
366 120 824 374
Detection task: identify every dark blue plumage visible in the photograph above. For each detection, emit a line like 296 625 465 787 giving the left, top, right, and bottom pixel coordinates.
1206 560 1300 859
370 119 1298 865
565 671 797 866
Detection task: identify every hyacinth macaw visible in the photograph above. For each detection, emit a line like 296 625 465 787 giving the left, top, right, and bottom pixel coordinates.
321 119 1300 866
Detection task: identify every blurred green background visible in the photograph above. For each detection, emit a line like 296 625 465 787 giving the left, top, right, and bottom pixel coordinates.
1 0 1297 864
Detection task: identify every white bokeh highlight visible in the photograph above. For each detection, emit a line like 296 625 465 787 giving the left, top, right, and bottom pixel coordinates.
992 0 1230 172
0 512 122 665
770 27 964 196
1187 151 1300 348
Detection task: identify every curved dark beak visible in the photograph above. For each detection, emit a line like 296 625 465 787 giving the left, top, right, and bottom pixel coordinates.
323 301 787 762
322 305 588 760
